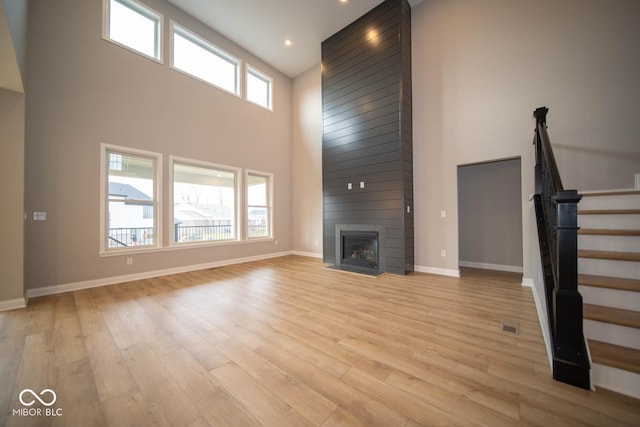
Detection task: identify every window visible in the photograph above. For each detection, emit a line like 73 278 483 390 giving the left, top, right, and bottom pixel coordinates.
171 23 240 95
143 205 153 219
247 171 273 239
246 65 273 110
103 0 163 61
171 158 240 244
101 145 162 252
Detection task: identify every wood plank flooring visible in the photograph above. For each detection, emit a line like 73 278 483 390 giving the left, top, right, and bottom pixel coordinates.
1 255 639 426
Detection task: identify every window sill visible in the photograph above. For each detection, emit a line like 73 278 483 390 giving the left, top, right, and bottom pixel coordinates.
99 237 274 257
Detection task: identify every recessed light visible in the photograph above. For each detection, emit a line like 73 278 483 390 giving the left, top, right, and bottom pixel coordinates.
340 0 348 3
285 39 293 46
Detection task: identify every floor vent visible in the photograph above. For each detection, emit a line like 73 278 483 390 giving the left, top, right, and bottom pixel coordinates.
502 319 520 335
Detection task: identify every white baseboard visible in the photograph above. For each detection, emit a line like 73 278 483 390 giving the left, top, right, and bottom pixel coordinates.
26 251 294 298
521 277 534 287
528 278 553 369
0 297 28 312
459 261 523 273
414 265 460 277
292 250 323 259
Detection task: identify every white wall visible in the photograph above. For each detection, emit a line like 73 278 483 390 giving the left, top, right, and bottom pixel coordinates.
0 0 27 308
25 0 293 290
411 0 640 279
292 65 323 257
0 88 25 306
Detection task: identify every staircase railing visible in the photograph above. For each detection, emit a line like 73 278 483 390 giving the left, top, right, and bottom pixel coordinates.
532 107 590 389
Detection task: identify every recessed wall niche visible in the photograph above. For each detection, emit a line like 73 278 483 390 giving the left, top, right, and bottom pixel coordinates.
321 0 413 275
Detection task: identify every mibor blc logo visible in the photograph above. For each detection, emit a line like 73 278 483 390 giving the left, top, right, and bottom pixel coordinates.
13 388 63 417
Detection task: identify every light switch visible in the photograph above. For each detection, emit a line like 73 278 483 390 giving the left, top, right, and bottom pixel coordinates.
440 210 446 218
347 183 352 190
360 181 365 188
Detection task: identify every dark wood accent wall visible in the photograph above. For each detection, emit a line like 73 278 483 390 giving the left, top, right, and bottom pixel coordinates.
322 0 413 275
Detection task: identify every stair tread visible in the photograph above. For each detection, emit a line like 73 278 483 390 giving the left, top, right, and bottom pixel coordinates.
581 190 640 197
579 228 640 236
579 274 640 292
584 304 640 329
578 249 640 262
588 339 640 374
578 209 640 215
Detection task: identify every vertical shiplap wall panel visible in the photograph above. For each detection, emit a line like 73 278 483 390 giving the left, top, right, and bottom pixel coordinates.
400 0 414 271
322 0 413 275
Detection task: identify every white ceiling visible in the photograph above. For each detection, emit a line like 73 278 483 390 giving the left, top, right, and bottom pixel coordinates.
166 0 423 78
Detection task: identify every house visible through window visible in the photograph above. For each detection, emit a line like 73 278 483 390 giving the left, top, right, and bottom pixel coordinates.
172 159 239 244
172 23 240 95
246 65 273 110
247 172 272 238
103 0 163 61
103 146 161 251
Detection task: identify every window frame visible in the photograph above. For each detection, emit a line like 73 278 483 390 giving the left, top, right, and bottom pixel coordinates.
245 64 274 111
245 170 274 240
100 143 163 255
169 156 242 248
102 0 164 63
170 21 242 97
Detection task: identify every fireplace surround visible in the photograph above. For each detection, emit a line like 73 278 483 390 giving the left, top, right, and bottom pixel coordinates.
322 0 413 275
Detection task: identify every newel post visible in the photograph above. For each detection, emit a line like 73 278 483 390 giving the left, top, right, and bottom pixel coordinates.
552 190 589 388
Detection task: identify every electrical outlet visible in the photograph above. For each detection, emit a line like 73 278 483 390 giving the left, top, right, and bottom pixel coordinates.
440 210 446 218
126 257 133 265
275 240 279 246
33 212 47 221
441 250 446 257
314 240 319 247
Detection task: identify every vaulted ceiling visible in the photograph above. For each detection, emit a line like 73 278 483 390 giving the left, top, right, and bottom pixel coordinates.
166 0 423 78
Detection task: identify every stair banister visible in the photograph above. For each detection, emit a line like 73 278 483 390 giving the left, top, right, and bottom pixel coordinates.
532 107 590 389
534 107 563 194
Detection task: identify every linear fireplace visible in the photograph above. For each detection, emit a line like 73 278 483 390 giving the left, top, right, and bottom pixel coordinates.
341 231 379 270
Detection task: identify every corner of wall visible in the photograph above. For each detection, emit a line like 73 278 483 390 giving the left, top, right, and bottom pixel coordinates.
523 254 553 369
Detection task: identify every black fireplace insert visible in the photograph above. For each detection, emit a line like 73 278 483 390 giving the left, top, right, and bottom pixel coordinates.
341 231 379 270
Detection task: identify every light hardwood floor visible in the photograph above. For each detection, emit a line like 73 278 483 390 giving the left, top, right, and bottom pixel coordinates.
1 255 639 426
